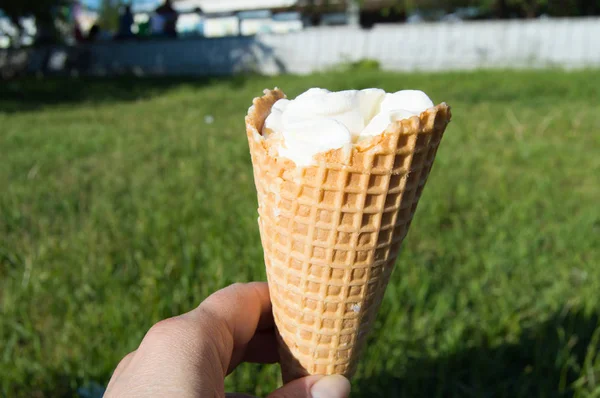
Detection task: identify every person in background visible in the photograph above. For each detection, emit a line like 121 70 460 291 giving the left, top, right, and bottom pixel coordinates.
72 1 86 43
154 0 178 37
194 7 205 37
116 4 135 39
150 11 165 36
86 24 101 42
85 23 112 41
137 17 151 37
74 23 85 43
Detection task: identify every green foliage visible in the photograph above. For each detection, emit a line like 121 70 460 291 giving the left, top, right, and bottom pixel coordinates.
505 0 548 17
1 69 600 397
1 0 72 45
97 0 122 33
336 58 381 72
0 0 70 22
368 0 599 17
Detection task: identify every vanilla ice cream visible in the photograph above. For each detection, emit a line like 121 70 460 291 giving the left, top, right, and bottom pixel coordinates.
262 88 434 166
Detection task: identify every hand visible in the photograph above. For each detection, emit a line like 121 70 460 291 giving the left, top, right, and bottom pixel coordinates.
105 282 351 398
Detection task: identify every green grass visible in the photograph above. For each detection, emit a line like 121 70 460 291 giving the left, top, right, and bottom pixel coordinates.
1 69 600 397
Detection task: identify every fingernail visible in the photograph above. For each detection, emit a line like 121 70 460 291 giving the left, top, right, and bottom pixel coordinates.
310 375 351 398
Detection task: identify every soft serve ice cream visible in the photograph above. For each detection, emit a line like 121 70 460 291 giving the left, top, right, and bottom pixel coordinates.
262 88 434 166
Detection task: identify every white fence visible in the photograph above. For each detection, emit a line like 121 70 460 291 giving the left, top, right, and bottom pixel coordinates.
8 17 600 77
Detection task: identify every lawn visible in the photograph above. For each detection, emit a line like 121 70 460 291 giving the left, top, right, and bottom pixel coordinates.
1 69 599 398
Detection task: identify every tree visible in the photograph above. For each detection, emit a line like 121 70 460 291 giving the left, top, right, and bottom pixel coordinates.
98 0 123 33
1 0 73 45
509 0 548 18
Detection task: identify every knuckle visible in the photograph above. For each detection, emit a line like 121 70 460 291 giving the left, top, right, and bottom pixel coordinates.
229 282 245 289
112 350 135 373
196 306 229 342
119 350 135 365
143 317 186 346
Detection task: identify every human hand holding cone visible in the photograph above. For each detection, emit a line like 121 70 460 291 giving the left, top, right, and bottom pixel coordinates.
245 88 451 382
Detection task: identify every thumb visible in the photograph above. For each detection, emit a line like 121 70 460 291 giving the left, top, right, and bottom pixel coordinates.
267 375 351 398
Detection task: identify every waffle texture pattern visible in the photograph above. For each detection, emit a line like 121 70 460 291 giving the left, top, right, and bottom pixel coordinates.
245 89 451 381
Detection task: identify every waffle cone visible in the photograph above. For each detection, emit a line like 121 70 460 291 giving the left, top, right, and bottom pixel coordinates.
245 89 451 382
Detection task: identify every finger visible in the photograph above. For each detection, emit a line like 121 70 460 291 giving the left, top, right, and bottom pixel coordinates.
196 281 274 333
242 329 279 364
189 282 273 374
104 284 273 397
227 329 279 374
267 375 351 398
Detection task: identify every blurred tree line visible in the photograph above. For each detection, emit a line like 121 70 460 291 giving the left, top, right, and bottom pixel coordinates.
0 0 125 46
1 0 71 45
412 0 600 18
1 0 599 47
313 0 600 19
97 0 123 32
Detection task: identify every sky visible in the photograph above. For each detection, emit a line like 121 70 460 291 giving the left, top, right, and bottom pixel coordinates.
79 0 299 13
80 0 161 11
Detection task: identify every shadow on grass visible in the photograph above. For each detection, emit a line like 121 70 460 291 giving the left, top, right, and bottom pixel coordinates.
354 308 600 397
13 307 599 397
0 75 251 114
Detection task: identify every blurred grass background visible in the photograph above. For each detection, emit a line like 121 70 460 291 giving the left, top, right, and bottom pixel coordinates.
1 69 600 397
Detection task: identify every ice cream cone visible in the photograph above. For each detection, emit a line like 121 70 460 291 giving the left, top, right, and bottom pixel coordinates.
245 88 451 382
